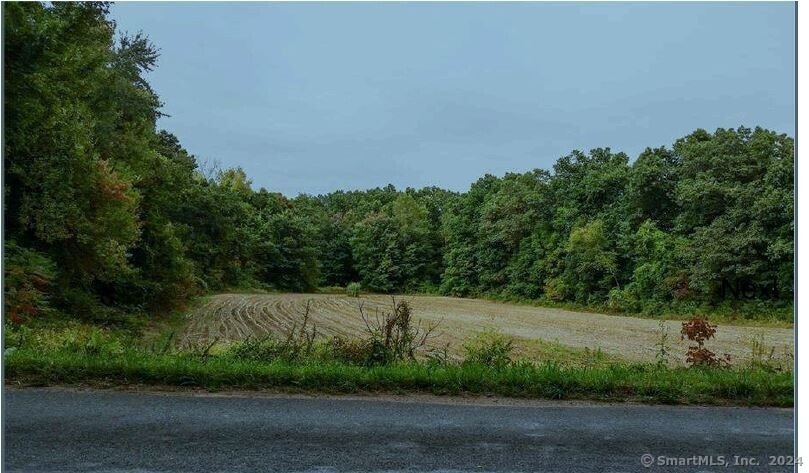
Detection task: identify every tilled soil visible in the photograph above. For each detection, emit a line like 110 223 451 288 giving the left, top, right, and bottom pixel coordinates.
178 293 794 363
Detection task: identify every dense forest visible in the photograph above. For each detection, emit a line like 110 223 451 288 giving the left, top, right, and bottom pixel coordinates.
4 3 794 323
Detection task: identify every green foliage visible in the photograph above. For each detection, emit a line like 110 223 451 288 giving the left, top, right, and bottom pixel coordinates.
462 329 515 368
4 2 321 313
4 323 126 358
3 4 794 322
5 336 794 406
674 127 793 301
4 241 57 322
438 138 792 317
226 337 287 363
563 220 618 303
349 194 440 292
627 147 680 229
346 282 362 297
5 2 142 289
323 337 378 365
251 208 321 291
607 221 683 312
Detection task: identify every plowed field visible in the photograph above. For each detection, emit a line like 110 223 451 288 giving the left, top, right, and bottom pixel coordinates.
178 293 794 364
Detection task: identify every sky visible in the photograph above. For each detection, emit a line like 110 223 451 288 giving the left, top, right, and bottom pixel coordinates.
111 2 796 196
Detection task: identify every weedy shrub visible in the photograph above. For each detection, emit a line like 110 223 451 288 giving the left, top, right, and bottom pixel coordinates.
542 276 570 302
580 347 608 368
227 298 441 365
681 316 730 367
606 287 641 313
425 343 452 366
4 323 126 358
150 331 177 355
226 336 281 362
463 328 514 368
346 282 362 298
3 242 56 324
358 297 440 362
227 300 318 362
3 323 31 351
745 333 790 372
71 327 126 357
280 300 318 357
324 336 377 365
655 320 671 368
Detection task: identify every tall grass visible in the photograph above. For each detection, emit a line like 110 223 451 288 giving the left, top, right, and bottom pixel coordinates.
4 347 792 407
3 322 793 407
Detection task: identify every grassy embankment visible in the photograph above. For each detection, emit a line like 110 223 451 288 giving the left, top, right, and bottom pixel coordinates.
3 317 793 407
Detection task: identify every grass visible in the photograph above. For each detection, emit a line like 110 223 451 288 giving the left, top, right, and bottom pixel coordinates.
4 308 793 408
4 344 793 407
515 339 622 368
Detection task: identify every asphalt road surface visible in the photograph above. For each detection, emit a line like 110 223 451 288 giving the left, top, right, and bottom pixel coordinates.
4 388 795 473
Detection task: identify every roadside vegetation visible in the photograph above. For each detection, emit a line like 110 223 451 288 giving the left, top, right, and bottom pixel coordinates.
2 3 794 405
4 303 793 406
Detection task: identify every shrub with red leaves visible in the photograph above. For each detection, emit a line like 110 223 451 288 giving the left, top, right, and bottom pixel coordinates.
680 316 731 367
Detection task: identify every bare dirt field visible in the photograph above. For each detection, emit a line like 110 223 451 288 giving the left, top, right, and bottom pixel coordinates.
178 293 794 364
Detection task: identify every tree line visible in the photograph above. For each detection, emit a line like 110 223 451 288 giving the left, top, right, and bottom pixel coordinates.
4 3 794 322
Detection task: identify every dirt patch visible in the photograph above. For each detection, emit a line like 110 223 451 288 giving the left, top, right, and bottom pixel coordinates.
178 293 794 364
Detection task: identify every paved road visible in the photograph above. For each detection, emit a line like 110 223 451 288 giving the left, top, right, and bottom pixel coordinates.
4 388 795 473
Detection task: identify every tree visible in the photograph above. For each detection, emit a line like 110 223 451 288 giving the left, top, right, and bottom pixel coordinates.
350 194 437 292
675 127 794 300
562 220 619 303
4 3 145 316
252 209 320 291
627 147 680 230
2 3 794 319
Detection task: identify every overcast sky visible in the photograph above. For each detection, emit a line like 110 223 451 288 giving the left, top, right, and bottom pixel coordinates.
111 2 795 196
